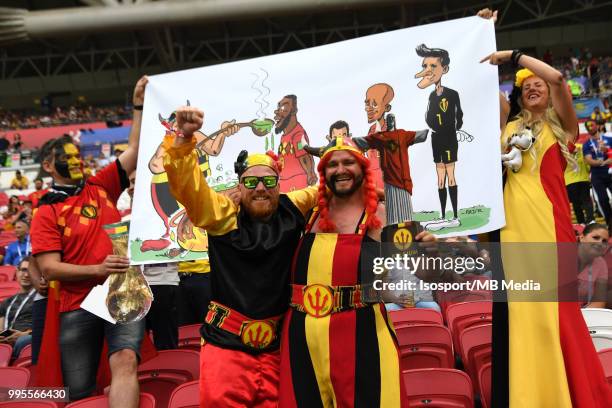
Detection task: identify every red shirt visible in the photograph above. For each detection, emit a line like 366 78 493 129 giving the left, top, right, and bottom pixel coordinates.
366 129 417 193
31 162 126 312
368 122 386 189
28 189 49 208
278 122 310 192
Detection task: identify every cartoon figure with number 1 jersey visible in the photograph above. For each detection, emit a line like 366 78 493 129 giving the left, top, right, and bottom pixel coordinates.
415 44 465 231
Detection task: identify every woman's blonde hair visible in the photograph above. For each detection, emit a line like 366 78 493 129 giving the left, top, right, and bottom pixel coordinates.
511 84 577 172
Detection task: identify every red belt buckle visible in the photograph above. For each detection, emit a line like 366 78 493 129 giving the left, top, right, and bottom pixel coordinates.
302 284 334 318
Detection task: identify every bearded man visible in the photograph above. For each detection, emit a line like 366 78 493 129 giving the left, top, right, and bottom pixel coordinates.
163 105 317 407
279 136 436 407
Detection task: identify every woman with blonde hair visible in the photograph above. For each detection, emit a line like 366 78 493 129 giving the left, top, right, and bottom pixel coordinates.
479 8 612 408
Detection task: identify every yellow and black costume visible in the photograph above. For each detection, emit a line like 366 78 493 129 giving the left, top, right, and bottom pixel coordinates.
162 136 317 407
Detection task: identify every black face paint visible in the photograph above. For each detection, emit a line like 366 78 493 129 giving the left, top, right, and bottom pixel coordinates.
53 143 83 180
54 147 71 179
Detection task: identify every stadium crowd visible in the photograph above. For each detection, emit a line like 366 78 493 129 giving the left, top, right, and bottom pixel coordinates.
0 7 611 408
0 104 132 131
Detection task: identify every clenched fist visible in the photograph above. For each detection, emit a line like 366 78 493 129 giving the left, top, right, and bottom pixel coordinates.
175 106 205 139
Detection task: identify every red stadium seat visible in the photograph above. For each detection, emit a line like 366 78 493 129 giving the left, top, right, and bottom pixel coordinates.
395 324 454 370
598 347 612 391
178 324 202 351
65 392 155 408
478 362 492 408
0 282 21 302
16 343 32 360
10 347 33 371
437 290 492 316
0 402 60 408
389 308 444 328
0 281 20 290
0 367 31 398
168 380 199 408
0 265 16 282
459 323 492 395
0 344 12 367
137 349 200 408
402 368 474 407
445 301 492 354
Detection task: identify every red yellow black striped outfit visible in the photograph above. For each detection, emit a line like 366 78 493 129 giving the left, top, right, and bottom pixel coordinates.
279 208 404 408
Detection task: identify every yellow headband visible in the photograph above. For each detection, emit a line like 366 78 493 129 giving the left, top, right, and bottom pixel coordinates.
245 153 280 174
320 137 364 162
515 68 535 88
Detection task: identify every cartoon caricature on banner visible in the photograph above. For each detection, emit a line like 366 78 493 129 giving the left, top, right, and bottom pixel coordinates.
129 16 504 264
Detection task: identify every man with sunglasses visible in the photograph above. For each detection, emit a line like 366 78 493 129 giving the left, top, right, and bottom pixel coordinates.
163 105 317 407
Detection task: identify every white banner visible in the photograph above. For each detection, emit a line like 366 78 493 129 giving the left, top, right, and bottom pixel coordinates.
129 16 504 264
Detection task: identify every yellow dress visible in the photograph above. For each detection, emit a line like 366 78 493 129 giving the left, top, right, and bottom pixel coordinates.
495 120 612 407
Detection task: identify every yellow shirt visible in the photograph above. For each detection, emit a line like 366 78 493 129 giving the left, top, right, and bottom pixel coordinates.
564 143 590 185
10 176 29 189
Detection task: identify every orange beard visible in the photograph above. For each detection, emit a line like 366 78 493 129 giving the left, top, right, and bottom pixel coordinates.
242 192 280 221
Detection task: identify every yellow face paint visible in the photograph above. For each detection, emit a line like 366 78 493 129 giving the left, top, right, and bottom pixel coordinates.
56 143 84 180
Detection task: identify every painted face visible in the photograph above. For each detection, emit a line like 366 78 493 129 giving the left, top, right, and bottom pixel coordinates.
521 76 550 112
274 97 295 134
324 150 364 197
239 165 280 220
55 143 84 180
415 57 448 89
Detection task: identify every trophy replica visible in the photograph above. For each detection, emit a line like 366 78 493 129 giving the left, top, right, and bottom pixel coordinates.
103 221 153 323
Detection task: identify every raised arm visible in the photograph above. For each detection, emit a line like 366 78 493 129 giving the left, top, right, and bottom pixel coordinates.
478 8 577 140
517 54 576 138
477 9 527 132
119 75 148 175
163 106 237 235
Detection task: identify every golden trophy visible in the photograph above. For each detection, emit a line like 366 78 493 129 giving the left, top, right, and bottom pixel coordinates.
103 221 153 323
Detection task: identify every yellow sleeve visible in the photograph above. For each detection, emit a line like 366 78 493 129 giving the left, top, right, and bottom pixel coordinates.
286 185 318 217
162 135 237 235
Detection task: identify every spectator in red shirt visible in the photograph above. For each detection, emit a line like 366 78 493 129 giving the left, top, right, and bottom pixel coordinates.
31 76 147 407
27 178 48 208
